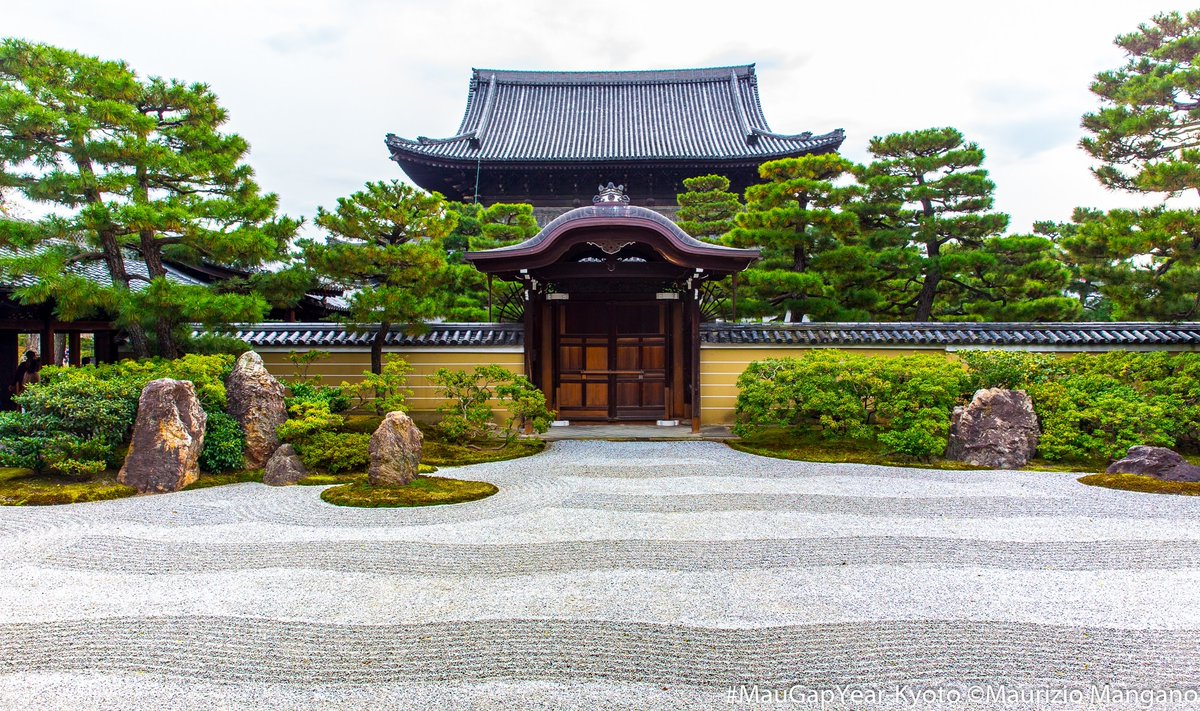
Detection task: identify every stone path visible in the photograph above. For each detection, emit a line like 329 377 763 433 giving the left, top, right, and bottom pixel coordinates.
2 441 1200 709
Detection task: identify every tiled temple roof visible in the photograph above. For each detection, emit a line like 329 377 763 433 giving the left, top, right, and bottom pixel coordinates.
386 65 843 165
217 321 1200 349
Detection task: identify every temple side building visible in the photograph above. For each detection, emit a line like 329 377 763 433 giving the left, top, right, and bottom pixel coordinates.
386 65 843 223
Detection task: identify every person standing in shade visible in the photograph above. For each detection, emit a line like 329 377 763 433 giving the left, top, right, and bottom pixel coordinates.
10 350 41 400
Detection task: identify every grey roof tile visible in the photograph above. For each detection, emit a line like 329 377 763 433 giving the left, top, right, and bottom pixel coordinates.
386 65 843 164
700 322 1200 347
208 321 1200 350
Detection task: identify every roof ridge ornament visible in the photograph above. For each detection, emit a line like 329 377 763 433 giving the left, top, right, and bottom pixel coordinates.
593 182 630 204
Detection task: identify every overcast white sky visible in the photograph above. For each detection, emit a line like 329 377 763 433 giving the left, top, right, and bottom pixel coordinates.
8 0 1199 233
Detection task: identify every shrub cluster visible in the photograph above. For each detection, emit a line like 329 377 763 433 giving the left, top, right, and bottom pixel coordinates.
733 351 972 459
276 353 398 474
734 350 1200 464
0 355 241 478
297 431 371 474
958 350 1200 462
431 365 554 443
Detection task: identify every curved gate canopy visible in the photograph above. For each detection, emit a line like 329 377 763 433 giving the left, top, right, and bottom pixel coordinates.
464 200 759 283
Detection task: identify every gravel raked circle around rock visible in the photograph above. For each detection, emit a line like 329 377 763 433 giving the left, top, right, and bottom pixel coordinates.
3 440 1200 710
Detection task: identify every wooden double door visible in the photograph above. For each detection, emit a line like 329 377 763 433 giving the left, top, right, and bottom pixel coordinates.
553 300 674 421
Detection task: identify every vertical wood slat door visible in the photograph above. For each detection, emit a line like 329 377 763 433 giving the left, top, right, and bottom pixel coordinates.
554 301 668 421
555 301 612 420
613 303 667 420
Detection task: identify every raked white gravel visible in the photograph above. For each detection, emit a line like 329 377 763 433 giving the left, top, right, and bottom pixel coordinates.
1 440 1200 710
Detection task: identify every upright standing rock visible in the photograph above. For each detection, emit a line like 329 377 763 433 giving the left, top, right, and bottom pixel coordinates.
226 351 288 469
119 379 207 493
945 388 1040 469
369 411 423 486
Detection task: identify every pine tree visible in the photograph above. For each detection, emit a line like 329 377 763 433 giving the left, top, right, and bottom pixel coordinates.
857 128 1009 321
728 154 862 320
940 235 1081 321
1074 11 1200 319
0 40 298 357
1082 10 1200 195
1033 210 1112 319
1060 207 1200 320
119 76 298 357
675 175 741 242
440 201 538 321
0 40 154 356
301 181 456 373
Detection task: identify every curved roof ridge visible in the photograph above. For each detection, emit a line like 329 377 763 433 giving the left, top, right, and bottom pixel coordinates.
475 203 757 257
471 65 756 85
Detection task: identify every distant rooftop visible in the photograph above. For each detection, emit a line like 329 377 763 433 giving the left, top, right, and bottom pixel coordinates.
386 64 843 165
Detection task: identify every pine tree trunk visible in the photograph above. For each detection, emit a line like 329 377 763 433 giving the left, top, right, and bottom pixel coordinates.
371 321 390 375
74 143 149 359
914 239 941 322
140 230 177 359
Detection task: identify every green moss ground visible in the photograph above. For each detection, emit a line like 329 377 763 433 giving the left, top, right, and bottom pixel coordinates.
1078 472 1200 496
297 464 437 486
320 475 498 508
183 470 264 490
0 468 136 506
728 429 986 471
421 437 545 467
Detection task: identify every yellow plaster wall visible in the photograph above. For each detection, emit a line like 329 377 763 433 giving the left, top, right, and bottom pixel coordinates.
699 345 947 426
257 348 525 420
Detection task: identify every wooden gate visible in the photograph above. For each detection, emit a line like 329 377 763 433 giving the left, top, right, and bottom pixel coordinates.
554 300 668 421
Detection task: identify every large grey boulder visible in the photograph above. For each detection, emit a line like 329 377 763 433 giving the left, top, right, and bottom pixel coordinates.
226 350 287 469
118 379 207 493
1107 446 1200 482
263 443 308 486
945 388 1040 469
368 411 423 486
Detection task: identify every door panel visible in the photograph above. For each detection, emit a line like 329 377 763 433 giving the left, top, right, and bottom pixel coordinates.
554 300 670 421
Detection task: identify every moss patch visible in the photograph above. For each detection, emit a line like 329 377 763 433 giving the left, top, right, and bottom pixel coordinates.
339 415 384 434
1078 472 1200 496
0 470 136 506
183 470 265 490
320 475 498 508
297 464 437 486
421 437 545 467
729 429 986 471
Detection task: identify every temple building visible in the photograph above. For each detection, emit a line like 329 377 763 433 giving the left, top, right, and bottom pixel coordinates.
386 65 844 224
382 64 843 428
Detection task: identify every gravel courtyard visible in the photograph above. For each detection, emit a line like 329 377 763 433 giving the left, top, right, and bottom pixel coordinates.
2 440 1200 710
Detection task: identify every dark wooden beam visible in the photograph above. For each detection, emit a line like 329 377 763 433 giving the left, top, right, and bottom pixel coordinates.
690 291 702 433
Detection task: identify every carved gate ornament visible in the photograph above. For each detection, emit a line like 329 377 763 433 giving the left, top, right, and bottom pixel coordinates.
586 238 636 255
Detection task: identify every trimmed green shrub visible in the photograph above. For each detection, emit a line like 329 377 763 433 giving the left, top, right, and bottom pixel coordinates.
431 365 555 443
960 350 1200 462
955 350 1066 390
0 435 42 470
41 436 109 480
277 400 345 445
200 412 246 473
0 354 236 478
286 381 352 413
342 354 412 416
13 369 143 456
297 431 370 474
733 352 972 459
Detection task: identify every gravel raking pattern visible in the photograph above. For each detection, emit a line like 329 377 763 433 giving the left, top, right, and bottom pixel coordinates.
3 440 1200 710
